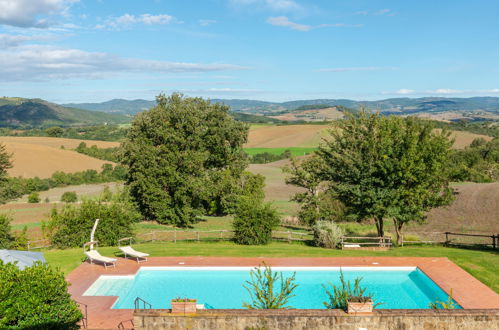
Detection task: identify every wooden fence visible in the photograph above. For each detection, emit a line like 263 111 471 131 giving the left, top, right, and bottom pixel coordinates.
341 236 392 249
137 230 311 244
402 231 499 249
445 232 499 249
26 230 498 250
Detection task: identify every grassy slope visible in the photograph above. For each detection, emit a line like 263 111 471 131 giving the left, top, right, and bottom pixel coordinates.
44 242 499 292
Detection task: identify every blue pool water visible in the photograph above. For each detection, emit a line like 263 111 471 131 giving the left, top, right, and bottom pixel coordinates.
83 267 460 309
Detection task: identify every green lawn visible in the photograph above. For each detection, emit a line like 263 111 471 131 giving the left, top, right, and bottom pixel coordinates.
244 147 317 156
43 242 498 293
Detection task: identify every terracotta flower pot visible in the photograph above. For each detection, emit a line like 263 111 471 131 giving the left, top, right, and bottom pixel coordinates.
171 300 197 314
347 300 373 314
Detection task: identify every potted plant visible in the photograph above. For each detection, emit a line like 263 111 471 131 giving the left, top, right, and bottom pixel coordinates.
347 296 374 314
323 269 381 314
170 298 197 314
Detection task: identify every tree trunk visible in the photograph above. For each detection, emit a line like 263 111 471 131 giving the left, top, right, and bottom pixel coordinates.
374 216 384 237
393 218 404 246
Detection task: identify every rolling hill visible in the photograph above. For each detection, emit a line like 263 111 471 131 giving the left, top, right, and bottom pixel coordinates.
0 97 129 127
65 97 499 122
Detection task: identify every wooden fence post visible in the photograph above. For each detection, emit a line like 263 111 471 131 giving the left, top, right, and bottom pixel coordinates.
174 231 177 244
196 232 200 242
287 231 291 244
152 231 156 242
220 231 223 240
445 232 449 244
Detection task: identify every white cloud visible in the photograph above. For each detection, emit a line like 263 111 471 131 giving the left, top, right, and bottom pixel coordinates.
382 88 499 96
0 45 249 81
0 33 54 48
317 67 388 72
0 0 79 28
394 89 416 95
267 16 361 32
230 0 300 11
267 16 311 31
427 88 463 94
199 19 217 26
96 13 178 29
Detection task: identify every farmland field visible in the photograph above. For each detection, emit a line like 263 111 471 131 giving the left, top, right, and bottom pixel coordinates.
244 147 317 156
245 124 330 148
0 137 118 178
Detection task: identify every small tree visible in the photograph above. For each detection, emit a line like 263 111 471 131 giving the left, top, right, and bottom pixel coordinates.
0 143 12 182
243 263 298 309
27 192 40 203
45 126 64 137
11 225 29 250
61 191 78 203
284 156 345 225
233 196 280 245
0 261 82 328
0 214 13 249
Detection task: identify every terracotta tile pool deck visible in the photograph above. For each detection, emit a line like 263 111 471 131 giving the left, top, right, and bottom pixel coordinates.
66 256 499 329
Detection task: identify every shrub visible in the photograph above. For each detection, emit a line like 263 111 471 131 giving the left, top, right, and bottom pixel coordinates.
0 261 82 329
0 214 13 249
61 191 78 203
243 263 298 309
27 192 40 203
11 226 29 250
233 197 280 245
44 199 140 248
313 220 344 249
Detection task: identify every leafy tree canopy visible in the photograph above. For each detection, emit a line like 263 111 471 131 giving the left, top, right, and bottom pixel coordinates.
122 93 249 226
318 110 454 243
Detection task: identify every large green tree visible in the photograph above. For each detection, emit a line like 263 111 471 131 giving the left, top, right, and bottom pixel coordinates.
318 110 453 244
121 93 249 226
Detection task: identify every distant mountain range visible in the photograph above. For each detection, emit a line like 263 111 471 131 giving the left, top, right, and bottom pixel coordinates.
1 96 497 128
0 97 129 127
65 97 499 118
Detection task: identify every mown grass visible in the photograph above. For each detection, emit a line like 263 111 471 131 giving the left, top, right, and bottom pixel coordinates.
244 147 317 156
43 242 498 292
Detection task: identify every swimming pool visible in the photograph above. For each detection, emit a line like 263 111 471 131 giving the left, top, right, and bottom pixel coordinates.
83 266 460 309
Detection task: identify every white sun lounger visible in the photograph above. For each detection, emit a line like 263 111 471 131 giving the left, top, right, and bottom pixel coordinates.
118 237 149 263
119 245 149 263
84 249 117 268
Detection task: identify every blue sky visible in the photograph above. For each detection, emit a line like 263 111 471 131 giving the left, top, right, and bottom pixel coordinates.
0 0 498 103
